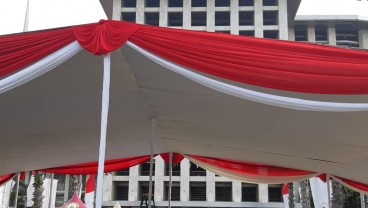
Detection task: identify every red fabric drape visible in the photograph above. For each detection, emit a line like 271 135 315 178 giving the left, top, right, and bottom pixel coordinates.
73 20 141 55
0 173 15 186
189 155 315 177
160 153 184 164
40 155 150 174
129 24 368 94
0 27 75 77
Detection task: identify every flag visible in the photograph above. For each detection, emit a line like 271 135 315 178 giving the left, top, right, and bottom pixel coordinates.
310 177 329 208
61 194 87 208
85 174 95 208
114 201 122 208
282 184 289 208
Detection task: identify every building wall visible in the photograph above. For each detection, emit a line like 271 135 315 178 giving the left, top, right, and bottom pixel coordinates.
290 20 368 49
103 156 289 207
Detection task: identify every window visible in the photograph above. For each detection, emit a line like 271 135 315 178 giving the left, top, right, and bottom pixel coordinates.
145 0 159 7
263 0 278 6
190 162 206 176
264 30 279 39
268 184 283 202
140 160 155 176
164 182 180 201
122 0 136 8
336 24 359 48
191 12 206 26
169 0 183 7
192 0 206 7
216 31 231 34
239 30 255 36
139 182 155 200
145 12 159 26
215 12 230 26
294 25 308 41
263 11 278 25
116 169 130 176
215 182 232 201
239 11 254 25
115 182 129 200
242 183 258 202
165 163 181 176
315 24 328 43
54 174 66 207
190 182 206 201
215 0 230 7
168 12 183 27
122 12 136 23
239 0 254 6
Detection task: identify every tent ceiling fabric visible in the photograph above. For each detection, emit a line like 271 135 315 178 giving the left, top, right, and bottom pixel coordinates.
121 45 368 184
1 20 368 186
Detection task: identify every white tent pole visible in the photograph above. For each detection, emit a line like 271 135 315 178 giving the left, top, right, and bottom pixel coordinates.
148 118 156 208
48 173 54 208
327 174 331 208
168 152 173 208
95 53 111 208
13 173 20 208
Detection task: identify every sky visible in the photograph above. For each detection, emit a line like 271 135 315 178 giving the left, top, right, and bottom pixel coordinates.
0 0 367 35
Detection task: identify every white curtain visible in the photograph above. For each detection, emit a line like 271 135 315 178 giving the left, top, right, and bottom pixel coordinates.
186 156 319 184
310 177 330 208
0 41 82 94
127 42 368 112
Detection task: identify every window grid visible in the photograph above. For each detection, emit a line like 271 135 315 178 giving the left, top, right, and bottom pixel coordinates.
120 0 283 37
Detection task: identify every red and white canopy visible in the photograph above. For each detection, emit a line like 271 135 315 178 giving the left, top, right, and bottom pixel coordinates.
2 20 368 189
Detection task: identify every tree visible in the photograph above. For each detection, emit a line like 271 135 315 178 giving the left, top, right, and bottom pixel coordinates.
32 172 44 208
331 180 345 208
69 175 80 197
288 182 295 208
300 180 311 208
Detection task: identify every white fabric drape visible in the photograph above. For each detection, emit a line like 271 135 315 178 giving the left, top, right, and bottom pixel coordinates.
186 156 319 184
309 177 329 208
127 42 368 112
0 41 82 94
95 53 111 208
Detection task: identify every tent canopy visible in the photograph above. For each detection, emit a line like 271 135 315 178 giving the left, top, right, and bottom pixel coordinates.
1 20 368 186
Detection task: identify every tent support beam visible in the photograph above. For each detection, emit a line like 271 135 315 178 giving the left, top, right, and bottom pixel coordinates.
327 174 331 208
168 152 173 208
95 53 111 208
148 118 156 208
13 173 20 208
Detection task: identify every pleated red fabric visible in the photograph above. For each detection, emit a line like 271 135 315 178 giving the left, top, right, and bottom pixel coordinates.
0 27 75 77
160 153 184 164
73 20 141 55
40 155 150 174
188 155 315 177
0 173 15 186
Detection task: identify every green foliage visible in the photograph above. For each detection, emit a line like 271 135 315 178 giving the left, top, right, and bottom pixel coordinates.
300 180 311 208
69 175 80 197
32 172 44 208
288 182 295 208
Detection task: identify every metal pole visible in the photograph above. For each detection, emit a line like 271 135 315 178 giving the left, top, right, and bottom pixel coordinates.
95 53 111 208
148 119 156 208
327 175 331 208
13 173 20 208
168 152 173 208
23 0 30 32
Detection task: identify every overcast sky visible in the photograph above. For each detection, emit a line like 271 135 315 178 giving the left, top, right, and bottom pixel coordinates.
0 0 367 35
